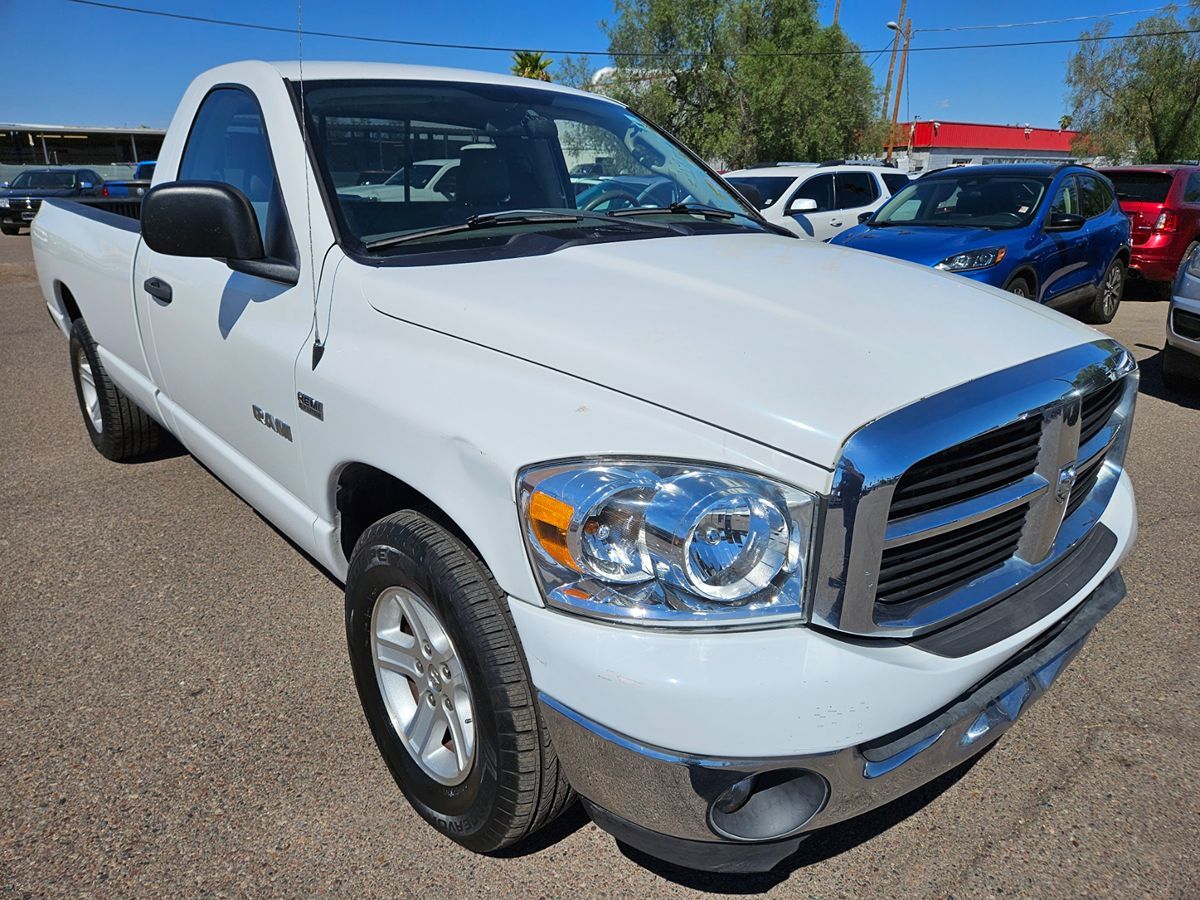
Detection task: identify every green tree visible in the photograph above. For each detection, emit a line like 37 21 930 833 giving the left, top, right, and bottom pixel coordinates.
511 50 554 82
599 0 878 167
1066 4 1200 163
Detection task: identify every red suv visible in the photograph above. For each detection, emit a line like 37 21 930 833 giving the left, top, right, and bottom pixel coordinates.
1100 165 1200 289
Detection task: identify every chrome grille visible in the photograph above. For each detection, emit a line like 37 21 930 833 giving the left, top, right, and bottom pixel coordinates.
813 339 1137 638
889 417 1042 518
877 504 1028 606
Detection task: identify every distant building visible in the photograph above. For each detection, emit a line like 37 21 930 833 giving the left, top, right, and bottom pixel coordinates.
1 122 165 167
901 120 1082 174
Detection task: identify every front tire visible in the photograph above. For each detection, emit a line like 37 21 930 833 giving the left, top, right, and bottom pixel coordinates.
345 510 574 853
1005 276 1033 299
69 318 168 461
1083 259 1125 324
0 223 20 236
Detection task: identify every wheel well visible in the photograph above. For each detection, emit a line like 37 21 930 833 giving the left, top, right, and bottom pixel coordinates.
1114 247 1130 267
1006 267 1038 295
335 463 480 563
56 282 81 322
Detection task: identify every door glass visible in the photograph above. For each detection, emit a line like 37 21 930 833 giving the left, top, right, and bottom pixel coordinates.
792 174 834 212
1079 176 1113 218
178 88 292 260
1050 177 1080 216
834 172 878 209
881 172 910 194
1184 173 1200 203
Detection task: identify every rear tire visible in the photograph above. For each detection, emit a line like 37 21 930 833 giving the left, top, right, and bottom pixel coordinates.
345 510 574 853
1082 260 1125 324
0 223 20 236
69 318 168 461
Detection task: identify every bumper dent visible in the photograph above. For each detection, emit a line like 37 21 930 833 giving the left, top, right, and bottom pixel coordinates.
545 571 1125 859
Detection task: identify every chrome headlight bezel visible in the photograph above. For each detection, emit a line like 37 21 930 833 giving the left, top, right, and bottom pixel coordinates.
517 458 817 627
935 246 1007 272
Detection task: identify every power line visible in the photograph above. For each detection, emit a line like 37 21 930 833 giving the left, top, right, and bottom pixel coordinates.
917 6 1176 33
65 0 1200 59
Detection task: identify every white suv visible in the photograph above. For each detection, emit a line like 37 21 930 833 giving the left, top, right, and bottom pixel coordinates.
725 163 911 240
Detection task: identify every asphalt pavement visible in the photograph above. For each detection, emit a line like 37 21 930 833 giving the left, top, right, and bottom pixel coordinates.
1 233 1196 897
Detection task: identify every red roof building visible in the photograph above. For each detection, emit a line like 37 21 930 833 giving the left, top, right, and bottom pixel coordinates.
901 120 1082 173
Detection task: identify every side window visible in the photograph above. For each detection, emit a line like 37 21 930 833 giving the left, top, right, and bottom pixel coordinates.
1079 176 1113 218
179 88 292 261
834 172 879 209
1050 177 1080 216
881 172 910 194
1184 173 1200 204
791 173 834 212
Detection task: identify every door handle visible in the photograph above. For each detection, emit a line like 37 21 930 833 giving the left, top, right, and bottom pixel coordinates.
144 277 172 304
829 219 843 227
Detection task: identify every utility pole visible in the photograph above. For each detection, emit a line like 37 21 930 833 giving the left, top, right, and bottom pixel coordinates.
833 0 842 26
886 18 912 164
880 0 906 119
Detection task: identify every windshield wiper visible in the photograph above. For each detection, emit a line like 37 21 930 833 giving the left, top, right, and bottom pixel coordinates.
609 202 739 221
363 208 669 251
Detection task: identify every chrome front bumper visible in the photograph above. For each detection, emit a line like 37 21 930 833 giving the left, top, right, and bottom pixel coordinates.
542 570 1125 872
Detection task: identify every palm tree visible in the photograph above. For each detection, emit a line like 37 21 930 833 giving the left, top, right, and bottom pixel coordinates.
1059 114 1073 131
512 50 553 82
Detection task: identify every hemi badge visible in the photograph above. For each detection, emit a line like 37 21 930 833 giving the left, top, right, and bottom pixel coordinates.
298 392 324 421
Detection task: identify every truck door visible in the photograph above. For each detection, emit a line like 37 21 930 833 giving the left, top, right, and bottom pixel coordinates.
138 86 315 503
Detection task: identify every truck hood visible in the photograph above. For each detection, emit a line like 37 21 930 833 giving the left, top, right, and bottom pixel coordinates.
359 234 1100 469
831 223 1008 267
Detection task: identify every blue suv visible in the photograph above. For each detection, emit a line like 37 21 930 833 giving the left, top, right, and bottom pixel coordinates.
830 164 1132 323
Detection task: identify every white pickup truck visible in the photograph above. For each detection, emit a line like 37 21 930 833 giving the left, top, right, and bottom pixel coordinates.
32 61 1138 873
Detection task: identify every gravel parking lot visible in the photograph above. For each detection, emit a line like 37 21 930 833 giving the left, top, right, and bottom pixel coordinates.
1 233 1196 897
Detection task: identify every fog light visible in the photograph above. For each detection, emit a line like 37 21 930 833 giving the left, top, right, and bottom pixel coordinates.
708 769 828 842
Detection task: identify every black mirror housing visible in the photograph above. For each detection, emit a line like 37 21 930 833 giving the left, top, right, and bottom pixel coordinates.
1046 211 1086 232
142 181 266 260
734 183 762 210
858 210 874 224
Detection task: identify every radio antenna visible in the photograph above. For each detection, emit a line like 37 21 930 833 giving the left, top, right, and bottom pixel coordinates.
297 0 324 368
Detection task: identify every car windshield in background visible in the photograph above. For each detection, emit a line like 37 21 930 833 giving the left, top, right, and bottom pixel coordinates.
725 176 796 210
11 172 76 189
873 173 1049 228
296 79 764 255
1104 172 1173 203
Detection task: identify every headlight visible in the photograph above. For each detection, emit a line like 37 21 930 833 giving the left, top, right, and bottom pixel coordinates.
518 460 815 625
0 199 9 208
935 246 1007 272
1188 245 1200 277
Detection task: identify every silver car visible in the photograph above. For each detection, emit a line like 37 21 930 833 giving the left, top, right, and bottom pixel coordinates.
1165 244 1200 387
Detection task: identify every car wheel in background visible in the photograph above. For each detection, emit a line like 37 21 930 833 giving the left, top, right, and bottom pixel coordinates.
69 318 169 461
0 223 20 236
1083 260 1125 324
1005 276 1033 299
344 510 574 853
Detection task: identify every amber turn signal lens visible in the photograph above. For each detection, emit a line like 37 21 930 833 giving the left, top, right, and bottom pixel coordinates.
528 491 578 571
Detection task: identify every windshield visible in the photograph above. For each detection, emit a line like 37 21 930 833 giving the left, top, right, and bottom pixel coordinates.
724 176 797 209
11 171 76 189
383 162 444 188
1103 171 1173 203
873 173 1049 228
298 79 764 257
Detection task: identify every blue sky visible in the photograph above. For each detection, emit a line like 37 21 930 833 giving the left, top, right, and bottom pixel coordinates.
0 1 1181 129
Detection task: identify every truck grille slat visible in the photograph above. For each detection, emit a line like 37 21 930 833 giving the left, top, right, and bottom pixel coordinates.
877 506 1027 604
1065 454 1106 520
1079 379 1124 447
889 418 1042 519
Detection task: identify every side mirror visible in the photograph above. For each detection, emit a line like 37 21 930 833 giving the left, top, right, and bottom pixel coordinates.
858 210 874 225
787 197 818 215
734 183 762 209
141 182 297 284
1046 211 1085 232
0 181 9 189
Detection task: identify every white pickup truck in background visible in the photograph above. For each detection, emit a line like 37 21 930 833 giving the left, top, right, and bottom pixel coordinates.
32 61 1138 873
